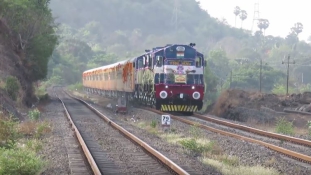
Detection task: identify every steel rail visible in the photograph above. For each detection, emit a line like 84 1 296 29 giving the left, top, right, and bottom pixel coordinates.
65 92 190 175
144 107 311 164
58 97 101 175
192 113 311 147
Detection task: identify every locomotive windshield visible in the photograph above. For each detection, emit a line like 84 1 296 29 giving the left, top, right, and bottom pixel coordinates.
154 73 203 85
165 45 196 59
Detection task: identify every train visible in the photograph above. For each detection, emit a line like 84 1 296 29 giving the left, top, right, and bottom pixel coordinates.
82 43 206 115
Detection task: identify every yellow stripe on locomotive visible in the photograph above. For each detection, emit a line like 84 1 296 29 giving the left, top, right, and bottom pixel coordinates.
160 105 198 112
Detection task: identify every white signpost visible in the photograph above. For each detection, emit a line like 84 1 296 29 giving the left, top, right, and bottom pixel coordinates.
161 115 171 131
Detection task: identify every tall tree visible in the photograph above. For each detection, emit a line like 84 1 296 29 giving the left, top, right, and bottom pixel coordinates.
233 6 241 27
257 19 270 35
291 22 303 36
239 10 247 29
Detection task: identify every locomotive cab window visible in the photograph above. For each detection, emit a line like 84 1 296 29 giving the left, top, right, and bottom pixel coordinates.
148 54 152 67
137 58 143 69
195 56 202 67
155 56 163 67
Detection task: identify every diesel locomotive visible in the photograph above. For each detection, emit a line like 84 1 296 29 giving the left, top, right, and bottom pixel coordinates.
82 43 206 114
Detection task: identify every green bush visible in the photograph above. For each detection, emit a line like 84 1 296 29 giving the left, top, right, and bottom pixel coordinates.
25 139 43 153
275 117 294 135
179 138 206 154
0 147 45 175
35 121 51 138
0 116 20 148
5 76 19 101
28 109 41 121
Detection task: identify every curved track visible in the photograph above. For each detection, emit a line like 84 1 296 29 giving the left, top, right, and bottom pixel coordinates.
143 107 311 165
54 87 190 175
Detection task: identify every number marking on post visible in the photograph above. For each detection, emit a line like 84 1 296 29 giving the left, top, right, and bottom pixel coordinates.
161 115 171 126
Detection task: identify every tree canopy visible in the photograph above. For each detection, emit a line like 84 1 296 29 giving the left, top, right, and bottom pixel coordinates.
0 0 58 82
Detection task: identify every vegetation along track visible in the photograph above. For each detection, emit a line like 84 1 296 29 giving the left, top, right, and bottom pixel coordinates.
143 107 311 165
54 87 190 175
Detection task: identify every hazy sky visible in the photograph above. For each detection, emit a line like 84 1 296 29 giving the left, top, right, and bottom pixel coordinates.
197 0 310 41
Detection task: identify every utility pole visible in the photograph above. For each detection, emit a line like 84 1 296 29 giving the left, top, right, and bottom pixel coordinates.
282 55 295 95
259 58 262 93
230 70 232 88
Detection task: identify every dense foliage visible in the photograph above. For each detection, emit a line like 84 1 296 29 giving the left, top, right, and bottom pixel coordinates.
0 0 58 81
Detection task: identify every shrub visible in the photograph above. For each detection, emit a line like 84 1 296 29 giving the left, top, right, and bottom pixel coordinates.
0 147 45 175
5 76 19 101
28 109 41 121
180 138 206 154
25 139 43 153
35 121 51 138
275 117 294 135
0 116 20 148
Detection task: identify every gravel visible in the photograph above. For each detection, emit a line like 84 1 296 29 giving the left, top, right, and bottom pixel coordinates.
38 97 71 175
61 93 179 175
78 92 311 175
70 91 223 174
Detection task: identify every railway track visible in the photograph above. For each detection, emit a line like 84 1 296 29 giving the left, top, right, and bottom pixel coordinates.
54 87 190 175
143 107 311 165
193 113 311 147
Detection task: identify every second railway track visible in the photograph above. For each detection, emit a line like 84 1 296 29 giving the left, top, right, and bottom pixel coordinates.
142 107 311 165
55 87 190 175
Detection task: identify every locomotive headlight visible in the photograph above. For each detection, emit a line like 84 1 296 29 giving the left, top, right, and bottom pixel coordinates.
191 86 195 89
160 91 168 99
192 91 200 100
165 85 168 88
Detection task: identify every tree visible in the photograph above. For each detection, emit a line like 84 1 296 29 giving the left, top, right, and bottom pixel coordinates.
207 49 230 86
291 22 303 36
239 10 247 29
257 19 270 35
233 6 241 27
0 0 58 106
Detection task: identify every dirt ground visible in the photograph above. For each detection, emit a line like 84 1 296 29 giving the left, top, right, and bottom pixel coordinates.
209 89 311 131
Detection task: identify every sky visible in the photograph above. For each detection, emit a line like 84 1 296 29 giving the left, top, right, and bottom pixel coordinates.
197 0 310 41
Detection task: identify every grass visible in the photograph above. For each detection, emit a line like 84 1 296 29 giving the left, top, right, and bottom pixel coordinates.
203 158 279 175
275 117 294 136
19 120 52 138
